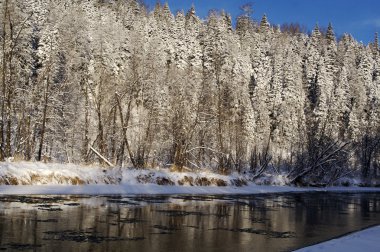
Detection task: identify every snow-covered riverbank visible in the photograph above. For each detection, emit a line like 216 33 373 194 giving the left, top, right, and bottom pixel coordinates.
295 225 380 252
0 161 250 186
0 161 379 195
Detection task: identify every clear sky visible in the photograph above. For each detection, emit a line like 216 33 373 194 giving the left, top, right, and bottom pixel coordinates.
144 0 380 44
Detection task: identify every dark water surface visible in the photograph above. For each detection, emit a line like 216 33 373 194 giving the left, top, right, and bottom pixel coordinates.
0 192 379 251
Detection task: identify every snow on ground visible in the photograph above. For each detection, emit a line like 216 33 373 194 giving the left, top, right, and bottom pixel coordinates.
294 225 380 252
0 161 122 185
0 161 247 186
0 161 380 195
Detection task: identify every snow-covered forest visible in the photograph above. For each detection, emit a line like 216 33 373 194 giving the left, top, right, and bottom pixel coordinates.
0 0 379 185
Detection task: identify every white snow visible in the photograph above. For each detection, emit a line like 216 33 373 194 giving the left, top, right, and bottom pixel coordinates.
0 161 248 186
0 161 122 185
294 225 380 252
0 161 380 195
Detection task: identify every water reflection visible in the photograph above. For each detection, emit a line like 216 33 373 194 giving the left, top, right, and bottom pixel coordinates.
0 193 379 251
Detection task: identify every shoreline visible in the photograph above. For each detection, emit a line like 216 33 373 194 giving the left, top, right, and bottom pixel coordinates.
1 183 380 195
1 161 380 195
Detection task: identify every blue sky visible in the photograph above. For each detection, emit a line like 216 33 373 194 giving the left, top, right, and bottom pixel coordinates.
144 0 380 44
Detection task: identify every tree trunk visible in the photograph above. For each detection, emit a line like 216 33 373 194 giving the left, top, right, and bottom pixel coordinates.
0 0 9 161
116 94 138 168
82 82 89 162
37 76 50 161
110 107 117 163
96 100 105 162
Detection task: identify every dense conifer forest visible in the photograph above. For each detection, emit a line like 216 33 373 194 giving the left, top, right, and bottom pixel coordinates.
0 0 379 185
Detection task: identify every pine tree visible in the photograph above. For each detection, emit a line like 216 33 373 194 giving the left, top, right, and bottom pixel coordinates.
326 22 335 43
259 14 270 33
375 32 379 50
371 32 379 56
185 4 199 28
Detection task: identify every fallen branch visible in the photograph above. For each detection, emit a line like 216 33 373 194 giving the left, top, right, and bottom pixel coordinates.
90 147 114 167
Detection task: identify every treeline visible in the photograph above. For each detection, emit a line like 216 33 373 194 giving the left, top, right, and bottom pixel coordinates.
0 0 379 185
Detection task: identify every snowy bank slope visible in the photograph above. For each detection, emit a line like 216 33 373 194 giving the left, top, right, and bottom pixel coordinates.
294 225 380 252
0 161 248 186
0 161 380 195
0 161 121 185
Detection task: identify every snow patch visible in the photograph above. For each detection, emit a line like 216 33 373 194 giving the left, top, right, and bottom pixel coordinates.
295 225 380 252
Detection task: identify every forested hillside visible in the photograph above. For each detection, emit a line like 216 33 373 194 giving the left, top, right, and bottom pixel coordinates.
0 0 379 185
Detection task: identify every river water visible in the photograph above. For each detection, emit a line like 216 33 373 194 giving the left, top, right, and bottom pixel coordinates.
0 192 379 251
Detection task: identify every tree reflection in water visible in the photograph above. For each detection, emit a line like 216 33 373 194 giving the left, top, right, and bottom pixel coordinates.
0 193 379 252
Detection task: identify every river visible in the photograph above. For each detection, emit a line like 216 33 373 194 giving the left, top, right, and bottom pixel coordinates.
0 192 379 251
